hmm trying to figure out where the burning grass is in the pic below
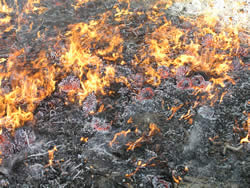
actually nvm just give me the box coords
[0,0,249,187]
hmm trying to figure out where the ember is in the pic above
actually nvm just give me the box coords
[137,87,155,100]
[0,0,249,187]
[58,75,80,93]
[177,77,192,90]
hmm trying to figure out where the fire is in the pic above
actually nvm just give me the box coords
[109,123,160,150]
[127,117,133,124]
[46,146,57,167]
[23,0,47,15]
[109,129,131,147]
[80,137,88,143]
[60,16,121,103]
[240,113,250,144]
[148,123,161,137]
[0,50,56,132]
[73,0,90,10]
[134,1,246,104]
[125,157,156,177]
[0,0,248,167]
[179,109,192,120]
[126,123,160,151]
[168,104,183,121]
[0,0,13,34]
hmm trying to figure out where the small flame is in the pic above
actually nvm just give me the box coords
[97,104,105,113]
[168,104,183,121]
[127,117,133,124]
[127,123,160,151]
[240,113,250,144]
[125,157,156,177]
[109,129,131,147]
[80,137,88,143]
[46,146,57,167]
[179,109,192,120]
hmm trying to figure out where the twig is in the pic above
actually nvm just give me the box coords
[24,130,30,148]
[223,143,243,155]
[72,163,82,172]
[28,152,48,158]
[50,165,57,173]
[72,170,82,180]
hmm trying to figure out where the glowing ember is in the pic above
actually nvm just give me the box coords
[168,104,183,120]
[58,75,80,93]
[89,118,111,132]
[137,87,155,100]
[157,66,170,79]
[0,129,14,158]
[132,73,144,88]
[82,93,97,116]
[125,157,156,177]
[177,78,192,90]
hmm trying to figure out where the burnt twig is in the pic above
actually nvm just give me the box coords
[223,143,243,155]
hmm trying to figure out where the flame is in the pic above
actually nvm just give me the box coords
[0,0,248,159]
[179,109,192,120]
[0,0,13,30]
[0,49,56,132]
[240,113,250,144]
[60,15,122,103]
[172,175,182,184]
[109,129,131,147]
[148,123,161,137]
[126,123,160,151]
[80,137,88,143]
[126,136,144,151]
[168,104,183,121]
[73,0,90,10]
[46,146,57,167]
[125,157,156,177]
[23,0,47,15]
[135,1,245,104]
[127,117,133,124]
[97,104,105,113]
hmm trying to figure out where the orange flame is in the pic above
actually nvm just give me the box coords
[125,157,156,177]
[126,123,160,151]
[0,0,248,147]
[109,129,131,147]
[168,104,183,121]
[80,137,88,143]
[46,146,57,167]
[240,113,250,144]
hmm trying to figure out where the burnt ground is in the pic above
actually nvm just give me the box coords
[0,0,250,187]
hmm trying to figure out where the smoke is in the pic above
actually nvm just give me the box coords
[169,0,249,29]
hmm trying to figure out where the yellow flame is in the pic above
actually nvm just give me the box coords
[240,113,250,144]
[80,137,88,143]
[46,146,57,167]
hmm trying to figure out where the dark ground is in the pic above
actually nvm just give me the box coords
[0,0,249,187]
